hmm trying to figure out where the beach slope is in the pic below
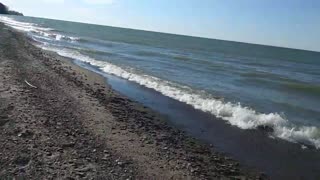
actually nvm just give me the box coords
[0,23,263,179]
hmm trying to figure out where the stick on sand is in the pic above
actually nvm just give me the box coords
[24,79,37,88]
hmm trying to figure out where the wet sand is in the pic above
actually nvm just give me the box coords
[0,23,265,179]
[100,70,320,180]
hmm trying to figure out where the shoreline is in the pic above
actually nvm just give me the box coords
[0,23,263,179]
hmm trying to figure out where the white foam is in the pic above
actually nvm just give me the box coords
[0,16,79,42]
[2,16,319,149]
[0,16,52,32]
[39,46,320,149]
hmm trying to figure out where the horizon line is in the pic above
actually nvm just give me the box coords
[5,14,320,53]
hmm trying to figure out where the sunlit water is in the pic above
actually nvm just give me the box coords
[1,15,320,149]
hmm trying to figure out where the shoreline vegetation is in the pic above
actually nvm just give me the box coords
[0,23,265,179]
[0,3,23,16]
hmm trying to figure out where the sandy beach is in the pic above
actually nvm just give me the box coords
[0,23,265,179]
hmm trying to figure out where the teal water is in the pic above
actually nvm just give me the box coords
[1,15,320,149]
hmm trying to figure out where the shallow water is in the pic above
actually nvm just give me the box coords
[1,15,320,149]
[74,59,320,179]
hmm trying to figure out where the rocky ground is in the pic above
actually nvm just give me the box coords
[0,23,266,179]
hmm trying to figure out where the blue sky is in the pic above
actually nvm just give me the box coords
[2,0,320,51]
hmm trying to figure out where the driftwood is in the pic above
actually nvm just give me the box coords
[24,80,37,88]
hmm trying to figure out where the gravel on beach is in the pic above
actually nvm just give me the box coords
[0,23,265,179]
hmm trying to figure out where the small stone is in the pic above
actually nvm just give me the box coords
[62,142,75,148]
[76,172,86,177]
[17,130,34,138]
[102,154,110,160]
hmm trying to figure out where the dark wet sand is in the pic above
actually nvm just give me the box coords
[0,23,265,179]
[98,62,320,180]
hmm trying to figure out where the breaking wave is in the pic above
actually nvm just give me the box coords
[2,15,320,149]
[39,46,320,149]
[0,16,80,42]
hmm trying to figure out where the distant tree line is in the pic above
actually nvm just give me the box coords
[0,3,23,16]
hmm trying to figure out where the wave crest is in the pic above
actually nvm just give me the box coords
[0,16,80,42]
[2,15,319,149]
[40,46,320,149]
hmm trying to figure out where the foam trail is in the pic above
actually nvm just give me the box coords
[0,16,80,42]
[0,16,52,32]
[40,46,320,149]
[2,15,319,149]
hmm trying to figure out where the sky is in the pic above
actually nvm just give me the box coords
[1,0,320,52]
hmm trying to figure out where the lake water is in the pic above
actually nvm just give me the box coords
[2,15,320,179]
[1,15,320,149]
